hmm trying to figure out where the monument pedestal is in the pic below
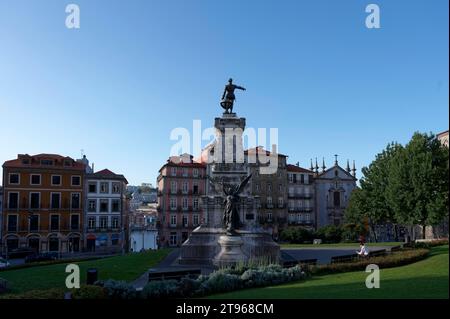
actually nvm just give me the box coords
[213,235,247,268]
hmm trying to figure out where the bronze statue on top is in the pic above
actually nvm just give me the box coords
[222,174,252,235]
[220,78,246,114]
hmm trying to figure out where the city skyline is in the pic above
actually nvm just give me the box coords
[0,0,448,185]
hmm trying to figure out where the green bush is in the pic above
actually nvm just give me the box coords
[280,227,315,244]
[71,285,108,299]
[0,278,11,295]
[316,225,343,243]
[312,248,430,275]
[96,279,137,299]
[1,288,66,299]
[141,279,180,299]
[411,239,449,249]
[199,272,243,295]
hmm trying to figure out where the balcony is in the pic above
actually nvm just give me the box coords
[288,220,314,226]
[288,194,313,199]
[87,227,121,233]
[288,207,313,213]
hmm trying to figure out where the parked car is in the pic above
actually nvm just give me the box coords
[6,248,36,259]
[0,257,10,269]
[25,252,58,263]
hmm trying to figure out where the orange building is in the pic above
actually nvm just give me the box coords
[1,154,87,254]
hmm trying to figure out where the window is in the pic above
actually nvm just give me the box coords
[170,198,177,210]
[255,183,260,192]
[112,182,120,193]
[64,159,72,166]
[193,214,199,226]
[182,182,188,194]
[71,215,79,230]
[22,158,30,165]
[193,168,199,177]
[170,181,177,194]
[88,183,97,193]
[193,198,199,210]
[300,174,305,184]
[100,182,109,193]
[41,159,53,166]
[288,173,293,183]
[30,174,41,185]
[7,215,18,232]
[111,199,120,212]
[278,197,284,207]
[305,213,311,221]
[100,199,109,212]
[9,173,20,185]
[51,175,61,186]
[182,215,188,227]
[71,176,81,186]
[279,184,283,192]
[182,168,188,176]
[193,183,199,195]
[171,167,177,176]
[51,193,61,209]
[50,215,59,231]
[30,192,40,209]
[293,174,297,183]
[170,215,177,226]
[267,196,273,207]
[112,217,119,229]
[182,197,188,210]
[86,199,96,212]
[333,191,341,207]
[267,212,273,221]
[88,217,96,229]
[267,183,272,192]
[99,217,108,228]
[71,193,80,209]
[169,232,177,246]
[8,192,19,209]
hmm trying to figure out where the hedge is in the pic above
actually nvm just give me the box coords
[311,248,430,275]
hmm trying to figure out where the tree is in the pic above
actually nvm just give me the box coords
[345,143,402,241]
[387,132,449,239]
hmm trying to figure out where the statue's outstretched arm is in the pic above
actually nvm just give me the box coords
[236,174,252,194]
[236,85,246,91]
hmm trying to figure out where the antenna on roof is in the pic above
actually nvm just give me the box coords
[80,149,85,158]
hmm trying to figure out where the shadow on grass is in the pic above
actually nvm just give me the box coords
[210,275,449,299]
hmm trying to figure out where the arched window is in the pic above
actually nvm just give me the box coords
[333,191,341,207]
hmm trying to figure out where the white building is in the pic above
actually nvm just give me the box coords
[313,156,357,228]
[129,227,158,251]
[85,169,128,253]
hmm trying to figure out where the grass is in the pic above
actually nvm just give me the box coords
[210,245,449,299]
[281,242,402,249]
[0,249,171,294]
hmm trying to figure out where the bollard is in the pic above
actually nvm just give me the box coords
[86,268,98,285]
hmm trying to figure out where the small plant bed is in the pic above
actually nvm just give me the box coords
[311,248,430,275]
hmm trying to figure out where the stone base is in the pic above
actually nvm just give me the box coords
[179,226,280,266]
[213,235,247,268]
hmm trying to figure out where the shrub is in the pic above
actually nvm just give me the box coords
[96,279,137,299]
[412,239,449,249]
[280,227,315,244]
[1,288,66,299]
[241,265,306,288]
[312,248,430,275]
[141,280,180,299]
[71,285,108,299]
[316,225,343,243]
[0,278,11,295]
[199,272,243,295]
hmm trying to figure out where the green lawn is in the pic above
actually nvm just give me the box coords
[0,249,171,294]
[281,242,402,249]
[211,245,449,299]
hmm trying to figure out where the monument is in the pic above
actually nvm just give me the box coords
[179,79,280,267]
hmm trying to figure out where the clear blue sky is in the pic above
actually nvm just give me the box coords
[0,0,448,186]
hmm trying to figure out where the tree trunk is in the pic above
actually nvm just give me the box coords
[393,224,399,242]
[370,223,378,242]
[422,224,427,240]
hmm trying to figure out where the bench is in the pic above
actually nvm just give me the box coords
[283,258,318,268]
[148,269,201,282]
[368,249,387,257]
[330,254,358,264]
[390,245,402,252]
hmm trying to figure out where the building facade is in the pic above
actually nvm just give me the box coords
[85,169,128,253]
[157,154,206,247]
[1,154,86,254]
[246,147,288,239]
[286,164,315,230]
[437,130,449,147]
[313,157,357,228]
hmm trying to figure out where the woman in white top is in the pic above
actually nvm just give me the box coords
[357,242,369,257]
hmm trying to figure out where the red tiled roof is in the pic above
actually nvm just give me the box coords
[89,169,128,183]
[287,164,313,173]
[3,154,86,170]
